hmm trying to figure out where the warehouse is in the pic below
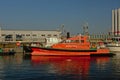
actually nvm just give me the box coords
[0,29,61,42]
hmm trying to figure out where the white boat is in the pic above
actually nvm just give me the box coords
[106,36,120,52]
[107,43,120,52]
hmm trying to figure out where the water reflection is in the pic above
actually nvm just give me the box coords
[31,56,110,79]
[0,53,118,80]
[0,54,23,65]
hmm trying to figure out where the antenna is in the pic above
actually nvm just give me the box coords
[60,24,64,35]
[83,22,89,35]
[0,24,2,41]
[60,24,66,38]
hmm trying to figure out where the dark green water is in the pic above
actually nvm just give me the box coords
[0,53,120,80]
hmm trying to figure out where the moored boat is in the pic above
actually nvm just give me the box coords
[0,48,16,56]
[106,43,120,52]
[106,36,120,52]
[30,35,114,56]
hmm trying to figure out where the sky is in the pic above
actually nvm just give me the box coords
[0,0,120,35]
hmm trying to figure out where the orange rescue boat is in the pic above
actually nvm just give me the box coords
[30,35,114,56]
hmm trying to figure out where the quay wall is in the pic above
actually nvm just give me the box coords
[0,42,38,53]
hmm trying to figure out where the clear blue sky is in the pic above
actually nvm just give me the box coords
[0,0,120,34]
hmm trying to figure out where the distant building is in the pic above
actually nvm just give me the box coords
[0,29,61,42]
[112,8,120,36]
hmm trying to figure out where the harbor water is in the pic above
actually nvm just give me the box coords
[0,53,120,80]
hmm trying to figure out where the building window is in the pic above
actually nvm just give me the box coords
[41,34,45,37]
[5,34,13,41]
[32,34,37,36]
[21,34,25,36]
[26,34,30,36]
[47,34,51,37]
[1,34,6,36]
[16,34,23,41]
[53,34,57,37]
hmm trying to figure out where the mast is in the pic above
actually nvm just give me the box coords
[83,23,89,36]
[0,26,1,42]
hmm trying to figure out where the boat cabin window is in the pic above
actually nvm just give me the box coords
[81,40,84,43]
[71,40,78,43]
[73,40,81,43]
[66,40,71,43]
[81,36,84,38]
[60,40,71,43]
[61,40,85,43]
[71,40,84,43]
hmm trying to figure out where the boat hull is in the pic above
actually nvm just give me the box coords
[107,46,120,52]
[106,43,120,52]
[31,47,113,56]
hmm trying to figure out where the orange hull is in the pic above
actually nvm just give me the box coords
[31,47,112,56]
